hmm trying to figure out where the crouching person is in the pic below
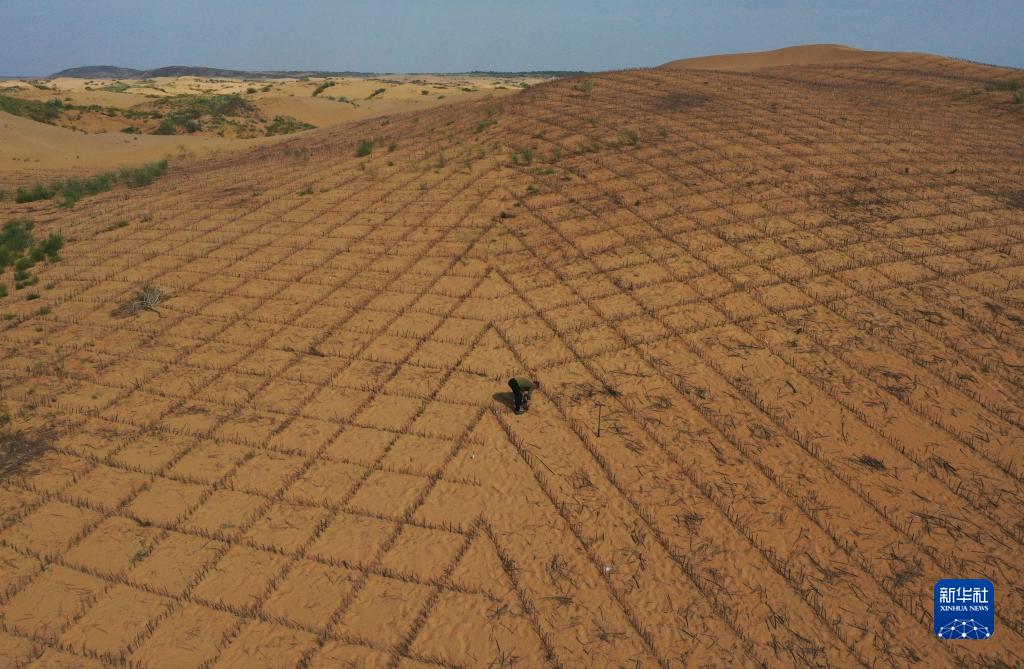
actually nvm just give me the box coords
[508,376,539,415]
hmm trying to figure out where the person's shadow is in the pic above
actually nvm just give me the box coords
[492,392,516,411]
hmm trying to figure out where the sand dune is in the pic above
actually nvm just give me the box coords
[0,110,275,174]
[1,47,1023,668]
[663,43,886,70]
[0,73,535,178]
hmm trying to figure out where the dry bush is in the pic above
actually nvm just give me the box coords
[0,428,55,478]
[112,285,169,317]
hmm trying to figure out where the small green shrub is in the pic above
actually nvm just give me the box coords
[56,172,117,207]
[312,81,336,97]
[37,233,63,261]
[15,183,58,203]
[121,160,169,188]
[356,139,374,157]
[366,88,386,100]
[511,147,534,165]
[0,220,35,270]
[265,115,315,136]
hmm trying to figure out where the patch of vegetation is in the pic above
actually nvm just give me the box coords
[0,428,56,479]
[150,94,257,135]
[0,219,63,296]
[510,147,534,166]
[0,95,64,124]
[986,79,1021,92]
[366,88,386,100]
[298,185,314,196]
[112,285,168,317]
[265,115,315,136]
[119,159,168,187]
[14,183,58,204]
[476,119,497,133]
[15,159,168,207]
[105,220,129,232]
[620,129,640,146]
[99,82,130,93]
[312,81,336,97]
[284,146,310,160]
[36,173,115,207]
[356,139,375,157]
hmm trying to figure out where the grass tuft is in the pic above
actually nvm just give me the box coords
[856,454,886,471]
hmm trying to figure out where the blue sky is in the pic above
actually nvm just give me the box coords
[2,0,1020,76]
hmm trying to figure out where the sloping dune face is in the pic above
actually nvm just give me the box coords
[1,51,1023,668]
[661,43,877,71]
[0,109,278,177]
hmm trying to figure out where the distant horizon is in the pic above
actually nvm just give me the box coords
[4,66,594,79]
[2,1,1022,77]
[1,42,1020,81]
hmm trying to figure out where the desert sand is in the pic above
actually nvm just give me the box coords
[0,73,539,175]
[663,43,877,71]
[0,46,1023,668]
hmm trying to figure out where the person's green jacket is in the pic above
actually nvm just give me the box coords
[512,376,534,391]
